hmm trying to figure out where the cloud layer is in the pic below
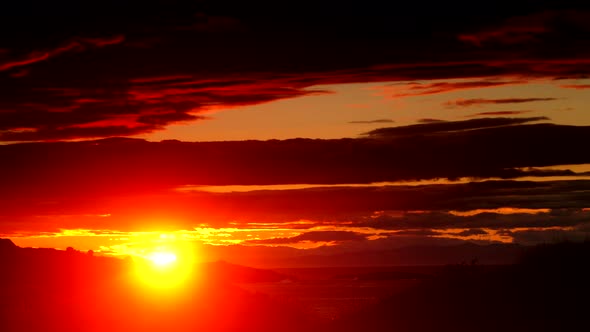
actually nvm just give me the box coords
[0,2,589,140]
[2,119,590,242]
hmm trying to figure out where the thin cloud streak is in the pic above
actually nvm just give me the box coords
[348,119,395,124]
[384,79,527,98]
[0,35,125,72]
[444,97,558,108]
[560,84,590,89]
[465,111,532,117]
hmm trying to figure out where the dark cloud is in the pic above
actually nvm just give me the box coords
[349,119,394,124]
[455,229,489,236]
[458,10,590,46]
[3,120,590,203]
[0,75,330,141]
[465,111,532,117]
[390,230,441,236]
[497,167,590,178]
[417,118,444,123]
[0,125,157,142]
[246,231,368,245]
[3,173,590,233]
[362,209,590,233]
[502,228,590,245]
[188,14,242,33]
[0,3,588,140]
[444,98,558,108]
[363,117,549,138]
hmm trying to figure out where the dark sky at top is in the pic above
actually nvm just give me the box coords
[1,0,589,141]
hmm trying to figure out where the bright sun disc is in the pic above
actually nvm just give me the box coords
[149,252,177,267]
[133,241,197,291]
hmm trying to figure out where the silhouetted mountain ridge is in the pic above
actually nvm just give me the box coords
[0,240,312,332]
[202,260,296,283]
[0,238,16,250]
[329,241,590,332]
[274,242,525,267]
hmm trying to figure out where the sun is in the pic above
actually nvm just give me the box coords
[148,252,177,267]
[133,241,197,292]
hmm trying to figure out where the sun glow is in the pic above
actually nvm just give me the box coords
[133,240,198,291]
[148,252,177,267]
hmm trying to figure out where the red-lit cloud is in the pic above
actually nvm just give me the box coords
[0,76,330,141]
[458,12,552,46]
[2,59,581,142]
[458,10,590,46]
[0,5,588,141]
[0,35,124,72]
[1,3,590,252]
[2,120,590,237]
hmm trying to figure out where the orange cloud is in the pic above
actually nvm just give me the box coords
[560,84,590,90]
[449,207,551,217]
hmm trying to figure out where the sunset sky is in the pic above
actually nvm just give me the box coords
[1,0,590,264]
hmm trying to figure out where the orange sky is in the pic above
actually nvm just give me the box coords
[136,78,590,142]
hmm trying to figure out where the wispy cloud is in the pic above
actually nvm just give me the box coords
[363,117,548,138]
[246,231,368,245]
[385,80,525,98]
[0,35,124,72]
[348,119,394,124]
[458,10,590,46]
[417,118,444,123]
[444,97,558,108]
[560,84,590,90]
[465,111,532,117]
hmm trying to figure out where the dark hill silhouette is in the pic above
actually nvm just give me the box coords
[0,238,16,251]
[329,241,590,332]
[2,239,587,332]
[275,242,525,267]
[202,260,296,283]
[0,240,312,332]
[332,270,431,281]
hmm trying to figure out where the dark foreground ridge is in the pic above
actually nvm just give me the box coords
[0,241,309,332]
[0,240,589,331]
[329,241,590,332]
